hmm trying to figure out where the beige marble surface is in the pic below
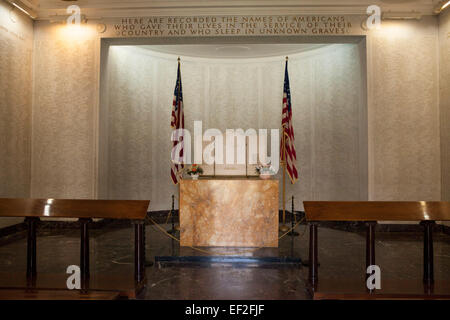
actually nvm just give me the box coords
[180,179,279,247]
[0,1,33,227]
[439,9,450,202]
[0,1,33,199]
[369,17,441,201]
[31,22,98,199]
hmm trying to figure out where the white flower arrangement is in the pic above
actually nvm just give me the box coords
[255,165,276,176]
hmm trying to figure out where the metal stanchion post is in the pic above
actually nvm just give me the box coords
[167,195,177,235]
[288,195,299,236]
[144,220,154,267]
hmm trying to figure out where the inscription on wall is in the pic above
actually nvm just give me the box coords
[111,15,356,37]
[0,24,28,41]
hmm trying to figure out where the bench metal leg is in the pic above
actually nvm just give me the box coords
[79,218,92,289]
[422,221,435,287]
[365,222,376,269]
[134,220,145,283]
[309,223,318,289]
[25,217,39,281]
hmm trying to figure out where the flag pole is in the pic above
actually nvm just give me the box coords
[280,129,289,232]
[280,56,289,233]
[175,183,180,231]
[174,56,181,232]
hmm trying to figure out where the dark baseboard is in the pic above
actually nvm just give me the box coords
[0,222,27,245]
[443,224,450,235]
[0,222,26,237]
[37,218,112,230]
[0,210,449,241]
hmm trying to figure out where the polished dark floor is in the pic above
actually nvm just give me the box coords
[0,223,449,299]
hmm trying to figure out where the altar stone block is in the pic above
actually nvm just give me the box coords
[180,179,278,247]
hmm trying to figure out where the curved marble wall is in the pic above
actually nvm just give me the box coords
[103,44,367,210]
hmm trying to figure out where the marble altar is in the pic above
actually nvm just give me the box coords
[179,179,279,247]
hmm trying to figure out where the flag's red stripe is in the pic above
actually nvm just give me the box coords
[170,63,184,185]
[281,63,298,184]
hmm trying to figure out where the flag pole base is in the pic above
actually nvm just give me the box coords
[279,225,290,232]
[167,225,180,234]
[167,228,178,235]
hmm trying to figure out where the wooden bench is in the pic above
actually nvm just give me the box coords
[0,198,150,299]
[303,201,450,300]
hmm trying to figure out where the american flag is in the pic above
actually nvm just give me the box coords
[170,59,184,184]
[281,59,298,184]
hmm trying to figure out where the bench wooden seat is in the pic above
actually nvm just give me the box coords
[0,198,150,300]
[303,201,450,300]
[303,201,450,221]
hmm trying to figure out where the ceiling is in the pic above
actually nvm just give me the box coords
[139,44,330,59]
[14,0,444,20]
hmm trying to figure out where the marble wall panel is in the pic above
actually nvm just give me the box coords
[439,10,450,226]
[31,22,97,199]
[0,1,33,198]
[439,10,450,202]
[0,1,33,227]
[370,19,440,201]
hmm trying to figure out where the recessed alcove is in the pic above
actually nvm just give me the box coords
[98,37,368,210]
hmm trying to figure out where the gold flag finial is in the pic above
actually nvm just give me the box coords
[285,56,288,61]
[178,57,181,62]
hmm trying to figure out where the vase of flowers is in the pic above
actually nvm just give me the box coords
[255,165,276,180]
[186,164,203,180]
